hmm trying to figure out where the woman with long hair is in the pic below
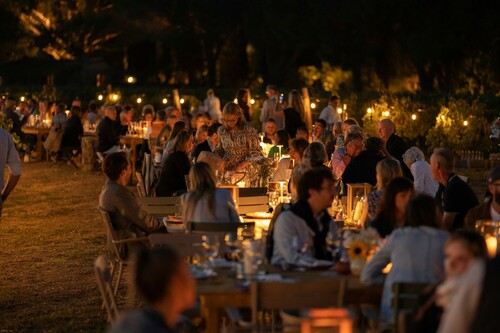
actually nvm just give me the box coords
[283,90,306,138]
[181,162,239,226]
[214,102,261,172]
[236,88,251,122]
[367,158,403,221]
[271,138,310,182]
[161,120,187,162]
[369,177,415,238]
[361,194,449,324]
[156,131,193,197]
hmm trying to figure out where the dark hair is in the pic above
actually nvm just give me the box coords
[70,105,81,117]
[303,142,328,166]
[297,166,335,200]
[365,137,383,154]
[329,95,340,102]
[266,118,277,125]
[208,122,222,137]
[89,101,98,112]
[156,109,166,121]
[134,247,182,304]
[315,119,327,129]
[103,152,129,181]
[290,138,309,158]
[342,118,359,126]
[375,177,414,231]
[296,126,308,133]
[275,129,290,149]
[266,84,278,92]
[236,89,248,102]
[168,121,186,141]
[404,193,439,228]
[447,230,488,259]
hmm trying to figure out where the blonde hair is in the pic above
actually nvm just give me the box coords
[222,102,246,128]
[376,158,403,190]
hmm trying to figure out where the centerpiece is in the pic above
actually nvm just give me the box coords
[343,228,380,275]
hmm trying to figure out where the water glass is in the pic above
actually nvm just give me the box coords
[202,235,220,264]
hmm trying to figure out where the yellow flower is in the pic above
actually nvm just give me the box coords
[347,240,370,260]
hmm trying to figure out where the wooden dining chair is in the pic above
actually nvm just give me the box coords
[301,308,355,333]
[95,255,119,323]
[135,171,147,197]
[391,282,433,333]
[98,208,149,296]
[148,233,205,258]
[250,277,348,331]
[186,221,255,233]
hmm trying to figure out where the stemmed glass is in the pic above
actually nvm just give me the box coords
[224,234,241,260]
[268,190,280,213]
[202,235,220,266]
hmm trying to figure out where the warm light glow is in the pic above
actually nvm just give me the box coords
[310,102,316,109]
[440,115,445,121]
[233,98,238,103]
[383,111,390,117]
[367,108,373,114]
[126,76,136,84]
[411,114,417,120]
[337,107,343,114]
[343,103,347,110]
[65,110,70,117]
[180,98,185,104]
[112,94,119,101]
[136,97,142,104]
[20,96,25,102]
[162,98,168,104]
[382,263,393,273]
[486,235,497,257]
[463,120,469,126]
[250,99,255,105]
[97,94,104,101]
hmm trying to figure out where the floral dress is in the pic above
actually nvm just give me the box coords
[214,124,262,171]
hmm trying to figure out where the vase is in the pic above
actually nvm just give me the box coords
[349,258,366,276]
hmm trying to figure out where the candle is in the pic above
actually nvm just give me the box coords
[486,235,497,257]
[353,200,363,224]
[279,181,285,203]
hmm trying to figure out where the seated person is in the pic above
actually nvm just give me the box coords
[312,119,335,157]
[109,247,196,333]
[61,105,83,150]
[268,129,290,158]
[99,152,163,241]
[96,105,121,154]
[271,138,309,182]
[263,118,278,144]
[271,166,336,265]
[192,122,222,161]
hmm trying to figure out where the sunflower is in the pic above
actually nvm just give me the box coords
[347,240,370,260]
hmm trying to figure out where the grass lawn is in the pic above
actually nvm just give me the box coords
[0,162,108,332]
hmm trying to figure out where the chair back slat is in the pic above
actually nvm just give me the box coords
[135,171,147,197]
[251,278,347,326]
[391,282,431,333]
[99,208,126,262]
[149,233,205,257]
[94,255,119,323]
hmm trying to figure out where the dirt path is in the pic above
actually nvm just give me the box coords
[0,162,108,332]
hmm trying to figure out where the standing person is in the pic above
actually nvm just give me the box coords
[236,89,251,122]
[214,102,261,172]
[181,162,239,226]
[361,194,449,324]
[204,89,221,122]
[465,166,500,227]
[108,247,196,333]
[402,146,439,196]
[283,90,306,138]
[271,167,336,265]
[3,97,28,139]
[259,84,284,130]
[430,147,478,230]
[378,119,413,180]
[156,131,193,197]
[96,105,121,154]
[0,129,22,219]
[319,95,342,130]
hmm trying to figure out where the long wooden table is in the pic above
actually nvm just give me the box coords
[196,266,383,333]
[120,134,145,179]
[22,126,50,159]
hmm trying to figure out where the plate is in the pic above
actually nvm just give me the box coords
[245,212,272,219]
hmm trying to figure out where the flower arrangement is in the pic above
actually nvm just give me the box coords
[247,156,275,187]
[343,228,380,261]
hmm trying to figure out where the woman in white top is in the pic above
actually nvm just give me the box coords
[181,161,239,226]
[403,146,439,197]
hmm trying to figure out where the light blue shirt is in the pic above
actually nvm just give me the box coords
[411,160,439,197]
[361,226,449,322]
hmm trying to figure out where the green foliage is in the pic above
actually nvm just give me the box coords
[426,99,491,152]
[0,112,24,149]
[298,62,352,93]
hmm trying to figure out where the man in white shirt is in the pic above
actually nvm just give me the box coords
[0,129,22,219]
[319,95,342,130]
[203,89,221,122]
[259,85,284,130]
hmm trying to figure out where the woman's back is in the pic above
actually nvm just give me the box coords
[182,188,239,223]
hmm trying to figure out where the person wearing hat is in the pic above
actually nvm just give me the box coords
[465,166,500,228]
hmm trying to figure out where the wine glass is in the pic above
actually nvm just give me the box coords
[224,234,241,260]
[268,190,280,213]
[202,235,220,265]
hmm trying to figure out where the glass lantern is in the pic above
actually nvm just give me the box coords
[346,183,373,228]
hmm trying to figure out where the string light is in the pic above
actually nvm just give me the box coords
[250,99,255,105]
[463,120,468,126]
[162,98,168,104]
[411,114,417,120]
[310,102,316,109]
[367,108,373,114]
[112,94,119,101]
[126,76,136,84]
[337,107,343,114]
[136,97,142,104]
[97,95,104,101]
[20,96,25,102]
[180,98,185,104]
